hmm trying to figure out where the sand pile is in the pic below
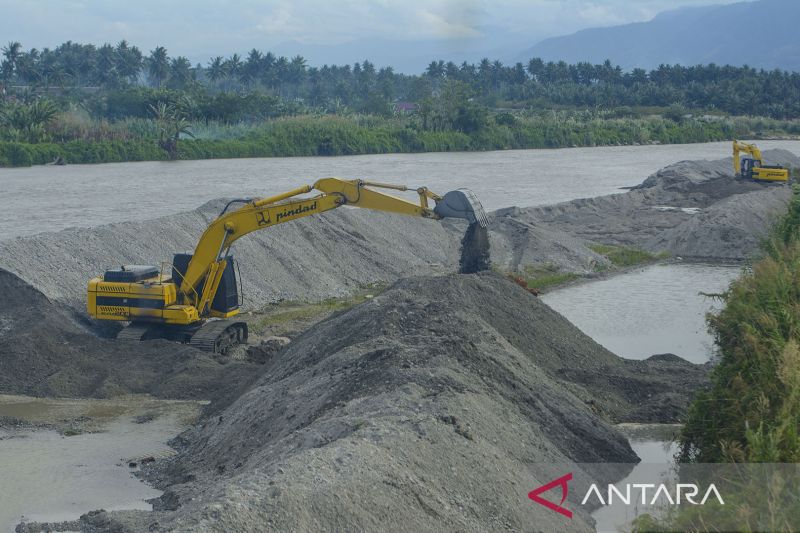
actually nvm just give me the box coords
[504,149,800,261]
[0,268,260,406]
[0,203,601,312]
[56,273,705,532]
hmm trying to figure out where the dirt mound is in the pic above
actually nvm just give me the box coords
[505,150,799,261]
[0,200,606,312]
[84,273,705,532]
[0,268,260,407]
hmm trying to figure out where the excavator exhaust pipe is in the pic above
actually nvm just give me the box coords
[434,189,489,227]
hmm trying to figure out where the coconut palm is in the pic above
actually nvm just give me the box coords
[147,46,169,87]
[207,56,225,87]
[1,41,22,82]
[115,41,143,84]
[168,56,192,89]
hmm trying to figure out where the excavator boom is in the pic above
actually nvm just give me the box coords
[87,178,487,352]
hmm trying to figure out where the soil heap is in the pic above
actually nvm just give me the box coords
[499,149,800,262]
[65,272,707,533]
[0,268,260,406]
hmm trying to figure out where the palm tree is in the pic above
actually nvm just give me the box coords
[150,101,194,159]
[241,49,263,87]
[223,53,242,89]
[207,56,225,87]
[147,46,169,87]
[15,49,40,85]
[116,41,143,84]
[168,56,192,89]
[287,55,307,88]
[1,41,22,81]
[96,43,119,87]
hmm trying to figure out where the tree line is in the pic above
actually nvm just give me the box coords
[3,40,800,119]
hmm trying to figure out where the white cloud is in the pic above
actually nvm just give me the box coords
[0,0,743,64]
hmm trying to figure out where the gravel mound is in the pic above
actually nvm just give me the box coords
[0,200,601,311]
[506,149,800,260]
[0,268,260,407]
[97,273,705,532]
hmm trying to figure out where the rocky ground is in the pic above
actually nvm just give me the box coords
[2,152,796,532]
[17,273,708,533]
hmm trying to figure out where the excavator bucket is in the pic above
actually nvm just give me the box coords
[433,189,489,227]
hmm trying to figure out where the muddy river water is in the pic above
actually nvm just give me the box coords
[0,396,203,532]
[2,140,800,240]
[542,263,741,364]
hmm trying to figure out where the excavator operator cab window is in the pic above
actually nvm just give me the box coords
[741,157,757,179]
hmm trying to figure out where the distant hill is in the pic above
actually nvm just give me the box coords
[522,0,800,71]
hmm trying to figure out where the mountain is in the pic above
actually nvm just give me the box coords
[521,0,800,71]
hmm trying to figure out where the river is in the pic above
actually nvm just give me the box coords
[2,140,799,239]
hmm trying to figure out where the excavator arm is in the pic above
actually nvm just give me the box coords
[179,178,487,312]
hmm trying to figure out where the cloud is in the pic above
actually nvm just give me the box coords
[0,0,743,64]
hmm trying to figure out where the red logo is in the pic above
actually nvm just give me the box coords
[528,473,573,518]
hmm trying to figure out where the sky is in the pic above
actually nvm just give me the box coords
[0,0,744,71]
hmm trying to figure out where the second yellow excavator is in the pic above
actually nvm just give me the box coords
[732,140,789,183]
[87,178,488,353]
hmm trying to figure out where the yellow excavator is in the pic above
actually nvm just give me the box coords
[732,140,789,183]
[87,178,488,352]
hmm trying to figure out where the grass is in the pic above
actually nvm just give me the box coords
[589,243,668,268]
[519,264,580,290]
[502,244,669,293]
[248,284,385,334]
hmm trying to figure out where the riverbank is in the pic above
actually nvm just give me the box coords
[2,113,797,167]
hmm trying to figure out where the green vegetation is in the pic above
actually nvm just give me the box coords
[589,243,668,269]
[2,38,800,166]
[4,40,800,118]
[249,285,384,335]
[508,246,669,293]
[633,187,800,533]
[680,188,800,464]
[518,264,579,291]
[2,110,794,167]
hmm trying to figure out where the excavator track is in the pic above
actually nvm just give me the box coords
[116,323,152,342]
[188,320,248,354]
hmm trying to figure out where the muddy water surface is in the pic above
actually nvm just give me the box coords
[3,140,799,239]
[0,395,203,532]
[541,263,741,363]
[593,424,681,533]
